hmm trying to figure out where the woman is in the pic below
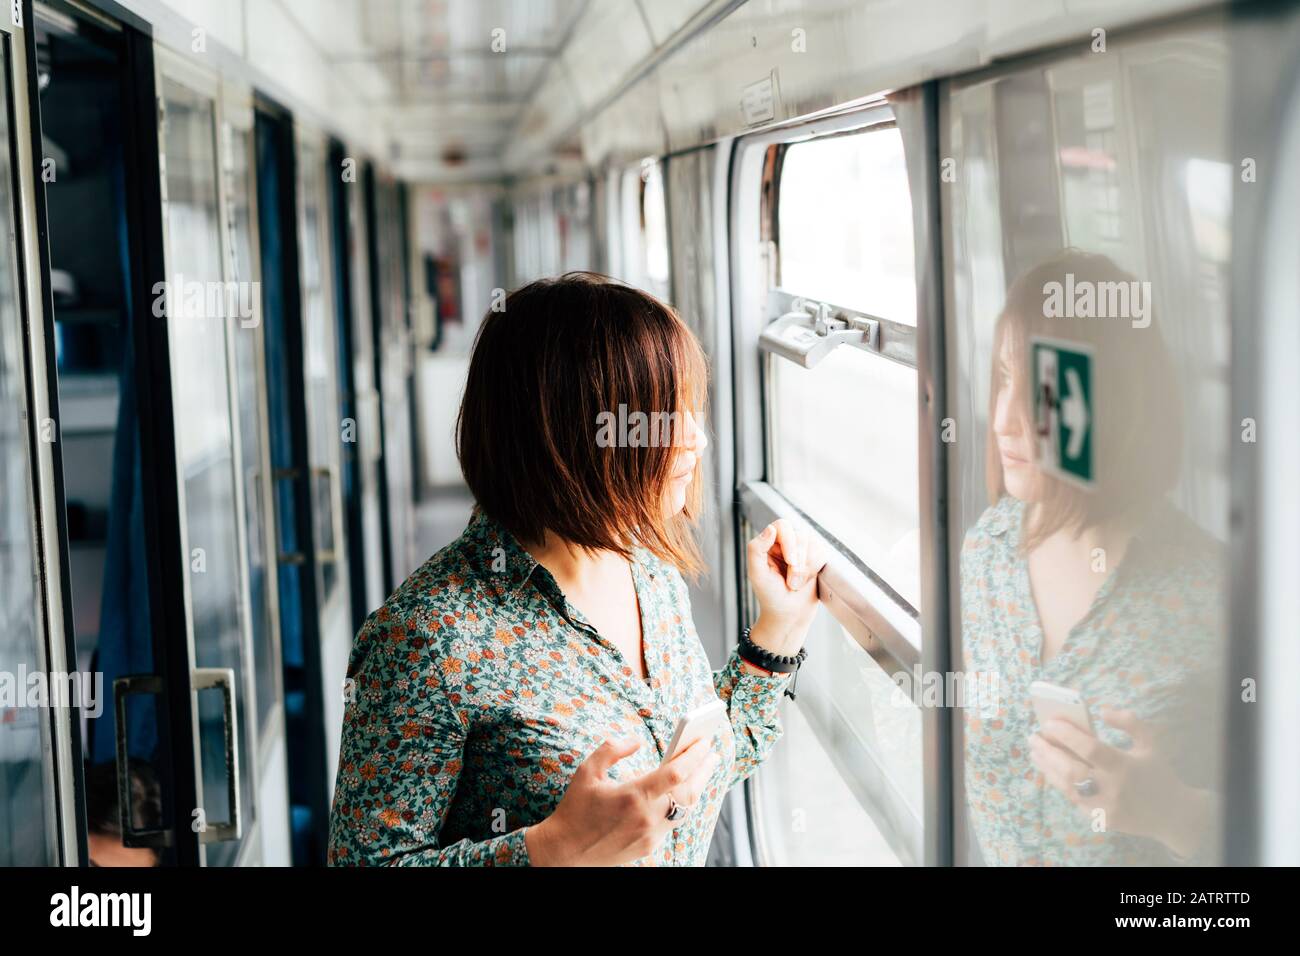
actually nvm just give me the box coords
[328,272,824,866]
[960,251,1224,866]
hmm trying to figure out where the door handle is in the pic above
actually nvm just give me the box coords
[113,675,172,849]
[192,667,242,844]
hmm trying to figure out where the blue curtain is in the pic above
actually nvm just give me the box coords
[88,152,154,766]
[88,337,155,765]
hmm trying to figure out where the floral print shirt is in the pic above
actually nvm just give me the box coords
[327,507,790,866]
[960,495,1224,866]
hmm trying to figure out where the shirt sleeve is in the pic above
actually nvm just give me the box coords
[327,613,531,867]
[713,648,791,789]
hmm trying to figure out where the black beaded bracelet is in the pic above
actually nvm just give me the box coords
[739,626,807,700]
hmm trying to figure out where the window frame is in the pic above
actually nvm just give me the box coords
[729,94,952,867]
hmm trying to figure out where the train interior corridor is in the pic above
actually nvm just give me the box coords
[0,0,1296,888]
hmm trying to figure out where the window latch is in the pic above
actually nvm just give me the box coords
[760,298,878,369]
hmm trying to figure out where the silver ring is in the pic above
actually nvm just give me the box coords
[1074,776,1099,797]
[665,795,687,821]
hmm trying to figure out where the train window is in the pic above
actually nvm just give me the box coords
[511,184,596,286]
[616,159,671,301]
[944,22,1233,866]
[732,106,926,866]
[768,124,922,609]
[777,128,916,323]
[768,347,921,608]
[511,191,560,285]
[617,167,640,284]
[641,161,670,300]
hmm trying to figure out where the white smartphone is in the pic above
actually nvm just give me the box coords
[1029,680,1095,735]
[660,699,727,766]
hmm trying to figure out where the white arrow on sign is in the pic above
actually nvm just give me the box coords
[1060,367,1089,460]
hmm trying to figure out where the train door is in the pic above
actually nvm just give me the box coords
[398,183,422,504]
[293,124,350,799]
[35,1,217,868]
[363,164,417,590]
[150,47,272,866]
[327,138,384,633]
[255,100,359,864]
[327,140,382,634]
[36,2,213,868]
[358,162,392,593]
[0,0,84,866]
[220,79,292,866]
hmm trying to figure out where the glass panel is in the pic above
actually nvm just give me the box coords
[512,197,535,284]
[603,168,623,280]
[225,122,277,739]
[559,181,592,273]
[641,161,670,301]
[946,24,1231,865]
[618,168,643,288]
[160,76,252,865]
[768,348,922,610]
[778,127,916,323]
[752,605,917,866]
[343,176,385,616]
[539,190,559,276]
[296,138,341,604]
[0,39,58,866]
[374,178,415,581]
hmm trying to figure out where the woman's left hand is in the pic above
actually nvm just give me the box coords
[745,519,826,656]
[1029,707,1212,858]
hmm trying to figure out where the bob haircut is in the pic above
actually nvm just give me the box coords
[986,250,1184,552]
[457,272,708,575]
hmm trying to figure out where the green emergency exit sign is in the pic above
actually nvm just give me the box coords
[1031,337,1094,486]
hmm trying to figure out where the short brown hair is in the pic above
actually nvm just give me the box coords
[457,272,708,574]
[986,250,1183,551]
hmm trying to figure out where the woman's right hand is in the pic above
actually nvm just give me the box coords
[745,519,826,656]
[524,736,720,866]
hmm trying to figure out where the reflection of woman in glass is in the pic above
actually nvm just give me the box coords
[961,251,1223,865]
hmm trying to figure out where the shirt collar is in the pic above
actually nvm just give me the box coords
[984,495,1021,539]
[457,505,551,600]
[456,505,662,620]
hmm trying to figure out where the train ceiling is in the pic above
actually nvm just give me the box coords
[120,0,1220,187]
[281,0,724,183]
